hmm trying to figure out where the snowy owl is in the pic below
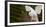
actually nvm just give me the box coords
[25,6,39,22]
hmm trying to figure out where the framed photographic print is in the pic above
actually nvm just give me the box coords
[5,1,45,26]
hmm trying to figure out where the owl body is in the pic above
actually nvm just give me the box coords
[25,6,39,22]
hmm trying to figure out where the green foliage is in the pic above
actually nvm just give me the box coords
[10,4,28,23]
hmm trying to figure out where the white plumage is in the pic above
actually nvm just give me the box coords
[25,6,39,22]
[35,5,42,14]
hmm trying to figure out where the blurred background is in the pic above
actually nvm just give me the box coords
[10,4,42,23]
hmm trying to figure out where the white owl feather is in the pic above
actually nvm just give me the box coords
[25,6,39,22]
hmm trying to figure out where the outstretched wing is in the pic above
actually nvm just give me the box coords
[35,5,42,14]
[25,6,37,16]
[25,6,39,22]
